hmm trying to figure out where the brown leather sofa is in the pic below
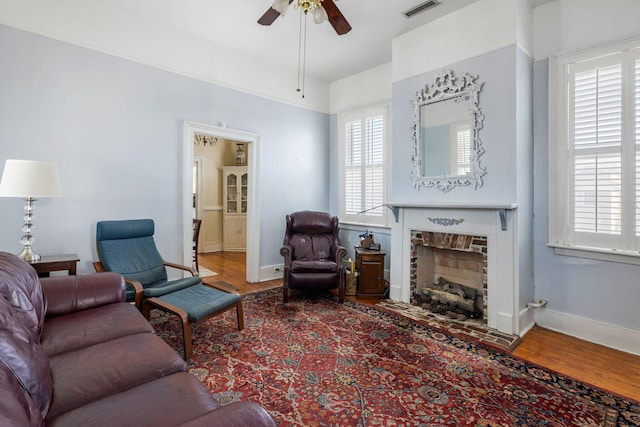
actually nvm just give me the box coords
[0,252,276,427]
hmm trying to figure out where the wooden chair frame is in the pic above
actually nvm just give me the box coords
[192,219,202,272]
[93,260,198,310]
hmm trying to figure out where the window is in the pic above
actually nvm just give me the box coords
[453,123,471,175]
[339,106,388,226]
[549,40,640,259]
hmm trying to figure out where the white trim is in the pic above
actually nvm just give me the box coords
[260,264,284,282]
[339,222,391,234]
[203,205,223,212]
[519,306,536,338]
[535,308,640,356]
[548,243,640,266]
[182,121,261,283]
[202,242,223,253]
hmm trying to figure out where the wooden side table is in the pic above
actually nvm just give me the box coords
[29,253,80,277]
[355,247,386,299]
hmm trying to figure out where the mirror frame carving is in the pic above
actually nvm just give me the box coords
[410,69,486,192]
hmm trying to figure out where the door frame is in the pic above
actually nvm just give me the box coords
[182,121,261,282]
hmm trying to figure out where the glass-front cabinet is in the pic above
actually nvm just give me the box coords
[222,166,247,251]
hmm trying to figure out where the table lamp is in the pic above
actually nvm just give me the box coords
[0,159,62,261]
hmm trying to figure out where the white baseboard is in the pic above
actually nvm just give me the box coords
[259,264,283,282]
[518,306,536,337]
[202,243,223,253]
[534,308,640,356]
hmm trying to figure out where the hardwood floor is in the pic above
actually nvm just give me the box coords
[198,251,640,403]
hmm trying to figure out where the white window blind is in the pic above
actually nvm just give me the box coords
[550,42,640,257]
[455,124,471,175]
[340,107,387,225]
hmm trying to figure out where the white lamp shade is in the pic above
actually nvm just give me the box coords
[0,159,62,198]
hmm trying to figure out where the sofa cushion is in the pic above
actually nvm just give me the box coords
[0,363,44,427]
[46,372,220,427]
[47,332,186,419]
[0,296,52,417]
[0,252,46,339]
[42,272,126,317]
[41,302,154,357]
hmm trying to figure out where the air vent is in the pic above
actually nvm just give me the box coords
[402,0,441,18]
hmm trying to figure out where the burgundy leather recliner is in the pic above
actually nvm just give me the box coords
[280,211,347,303]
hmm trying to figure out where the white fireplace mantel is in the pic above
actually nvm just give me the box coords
[388,203,521,335]
[386,202,518,230]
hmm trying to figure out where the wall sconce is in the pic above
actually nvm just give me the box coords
[0,159,62,261]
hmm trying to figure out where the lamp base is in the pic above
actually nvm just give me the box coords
[17,247,41,262]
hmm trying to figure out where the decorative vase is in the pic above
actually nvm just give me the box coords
[235,144,246,166]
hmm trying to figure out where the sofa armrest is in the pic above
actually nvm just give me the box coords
[180,402,276,427]
[41,272,126,317]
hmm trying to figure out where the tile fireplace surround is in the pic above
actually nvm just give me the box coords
[388,203,524,336]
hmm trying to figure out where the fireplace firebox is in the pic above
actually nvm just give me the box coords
[410,231,487,324]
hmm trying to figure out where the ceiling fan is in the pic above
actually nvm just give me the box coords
[258,0,352,35]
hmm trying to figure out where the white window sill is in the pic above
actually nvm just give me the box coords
[340,222,391,234]
[547,243,640,266]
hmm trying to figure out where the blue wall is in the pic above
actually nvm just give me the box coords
[0,24,330,273]
[391,46,519,204]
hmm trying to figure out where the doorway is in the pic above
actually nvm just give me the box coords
[182,121,260,283]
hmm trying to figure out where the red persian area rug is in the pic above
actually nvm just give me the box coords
[151,289,640,426]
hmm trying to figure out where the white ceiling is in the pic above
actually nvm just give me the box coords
[97,0,488,83]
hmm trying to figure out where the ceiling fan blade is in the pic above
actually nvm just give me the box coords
[257,0,294,26]
[321,0,352,35]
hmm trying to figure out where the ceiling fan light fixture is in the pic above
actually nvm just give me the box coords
[272,0,290,16]
[312,5,328,24]
[296,0,322,15]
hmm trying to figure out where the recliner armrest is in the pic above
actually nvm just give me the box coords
[280,245,293,266]
[179,402,277,427]
[41,272,126,317]
[332,245,347,264]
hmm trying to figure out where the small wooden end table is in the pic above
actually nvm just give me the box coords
[355,247,386,299]
[29,253,80,277]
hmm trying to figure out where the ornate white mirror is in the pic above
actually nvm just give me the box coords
[410,69,486,192]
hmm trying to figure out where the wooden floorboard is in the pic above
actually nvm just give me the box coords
[197,251,640,403]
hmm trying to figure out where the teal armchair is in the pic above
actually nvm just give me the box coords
[94,219,243,359]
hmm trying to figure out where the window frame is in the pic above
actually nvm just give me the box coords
[548,37,640,264]
[338,104,389,227]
